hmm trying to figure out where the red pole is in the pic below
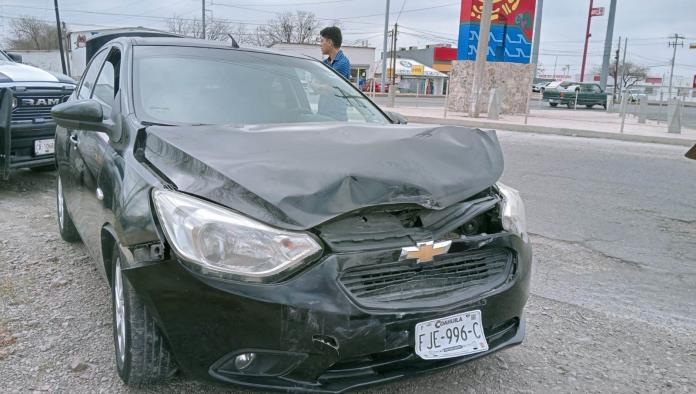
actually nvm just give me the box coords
[580,0,594,82]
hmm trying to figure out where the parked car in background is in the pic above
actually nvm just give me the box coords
[361,79,387,93]
[0,49,75,179]
[51,37,531,393]
[532,81,549,93]
[627,89,645,103]
[543,82,608,109]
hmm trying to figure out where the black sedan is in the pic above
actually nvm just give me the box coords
[51,37,531,392]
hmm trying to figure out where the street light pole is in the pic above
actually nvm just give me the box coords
[530,0,543,80]
[53,0,67,75]
[599,0,617,90]
[579,0,594,82]
[381,0,390,93]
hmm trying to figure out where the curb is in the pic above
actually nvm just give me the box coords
[405,115,696,147]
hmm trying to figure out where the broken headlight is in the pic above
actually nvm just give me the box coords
[496,183,528,242]
[152,190,322,282]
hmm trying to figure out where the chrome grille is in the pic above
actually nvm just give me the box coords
[11,94,67,122]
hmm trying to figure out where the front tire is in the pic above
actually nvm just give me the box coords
[111,246,177,385]
[56,174,80,243]
[550,102,558,107]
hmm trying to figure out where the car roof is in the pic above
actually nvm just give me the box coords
[108,36,314,61]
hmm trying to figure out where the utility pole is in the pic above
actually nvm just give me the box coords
[53,0,67,75]
[613,36,620,102]
[579,0,594,82]
[531,0,543,79]
[552,55,558,79]
[599,0,617,90]
[202,0,206,39]
[667,34,685,98]
[391,23,398,87]
[381,0,390,93]
[619,37,627,96]
[471,0,493,117]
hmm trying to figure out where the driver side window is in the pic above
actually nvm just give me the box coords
[92,48,121,117]
[77,50,108,100]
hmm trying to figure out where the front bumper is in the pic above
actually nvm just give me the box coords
[123,234,532,393]
[2,121,56,169]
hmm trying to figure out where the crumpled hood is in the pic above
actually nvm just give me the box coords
[144,123,504,230]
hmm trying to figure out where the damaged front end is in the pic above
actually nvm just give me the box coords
[123,181,531,393]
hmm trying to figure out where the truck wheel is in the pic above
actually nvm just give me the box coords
[567,102,575,109]
[111,245,177,385]
[585,104,594,109]
[56,174,80,243]
[550,102,558,107]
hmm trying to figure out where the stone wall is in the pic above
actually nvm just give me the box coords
[447,60,535,114]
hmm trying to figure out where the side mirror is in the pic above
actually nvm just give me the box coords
[385,111,408,125]
[51,99,114,135]
[7,53,22,63]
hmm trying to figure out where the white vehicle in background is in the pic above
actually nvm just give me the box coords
[66,27,181,79]
[0,49,75,179]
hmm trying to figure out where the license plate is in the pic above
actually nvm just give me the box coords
[415,310,488,360]
[34,138,54,156]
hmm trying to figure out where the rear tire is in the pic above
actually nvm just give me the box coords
[56,174,80,243]
[585,104,594,109]
[550,102,558,107]
[111,245,177,385]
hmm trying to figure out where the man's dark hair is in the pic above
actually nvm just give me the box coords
[320,26,342,48]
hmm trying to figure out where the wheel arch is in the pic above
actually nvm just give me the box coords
[101,224,136,287]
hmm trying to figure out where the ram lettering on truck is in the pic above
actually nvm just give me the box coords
[0,49,76,179]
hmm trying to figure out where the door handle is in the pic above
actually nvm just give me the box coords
[69,133,79,145]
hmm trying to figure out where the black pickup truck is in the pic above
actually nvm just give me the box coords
[0,49,75,179]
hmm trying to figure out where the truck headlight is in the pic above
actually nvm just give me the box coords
[497,183,528,242]
[152,190,322,282]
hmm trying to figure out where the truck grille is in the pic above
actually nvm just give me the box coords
[11,94,67,122]
[339,248,513,306]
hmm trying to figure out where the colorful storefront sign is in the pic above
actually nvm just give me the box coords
[456,0,537,64]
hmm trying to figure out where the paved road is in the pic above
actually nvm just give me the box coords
[373,95,696,128]
[498,132,696,331]
[1,134,695,393]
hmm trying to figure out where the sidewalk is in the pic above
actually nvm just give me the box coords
[383,106,696,147]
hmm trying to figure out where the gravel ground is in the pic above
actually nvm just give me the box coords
[1,170,695,393]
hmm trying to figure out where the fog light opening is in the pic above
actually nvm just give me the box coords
[234,352,256,371]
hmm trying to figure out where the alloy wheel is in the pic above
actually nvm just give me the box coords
[114,257,126,365]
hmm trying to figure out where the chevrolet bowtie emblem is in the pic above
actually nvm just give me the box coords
[400,240,452,264]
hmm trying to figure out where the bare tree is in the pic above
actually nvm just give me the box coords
[6,16,58,50]
[255,11,322,47]
[294,11,319,44]
[166,14,250,44]
[597,61,649,90]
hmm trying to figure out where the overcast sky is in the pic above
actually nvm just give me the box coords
[1,0,694,84]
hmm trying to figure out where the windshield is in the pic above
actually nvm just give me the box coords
[133,46,389,126]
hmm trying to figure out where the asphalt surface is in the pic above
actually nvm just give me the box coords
[1,133,695,393]
[498,132,696,331]
[372,95,696,128]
